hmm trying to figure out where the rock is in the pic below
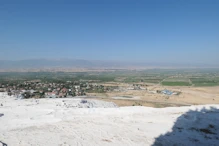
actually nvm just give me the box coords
[59,99,117,108]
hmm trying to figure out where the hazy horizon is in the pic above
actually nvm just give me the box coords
[1,0,219,65]
[0,58,219,70]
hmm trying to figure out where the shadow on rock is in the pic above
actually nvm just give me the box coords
[0,141,7,146]
[152,107,219,146]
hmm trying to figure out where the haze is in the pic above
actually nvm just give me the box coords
[0,0,219,66]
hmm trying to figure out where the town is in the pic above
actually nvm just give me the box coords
[0,80,109,99]
[0,79,182,100]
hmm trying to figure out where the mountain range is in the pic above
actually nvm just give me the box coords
[0,59,218,69]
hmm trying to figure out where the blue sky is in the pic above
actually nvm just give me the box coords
[0,0,219,64]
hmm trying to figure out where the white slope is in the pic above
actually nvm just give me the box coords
[0,93,218,146]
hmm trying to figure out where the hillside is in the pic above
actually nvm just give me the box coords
[0,93,219,146]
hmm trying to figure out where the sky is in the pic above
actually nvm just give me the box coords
[0,0,219,65]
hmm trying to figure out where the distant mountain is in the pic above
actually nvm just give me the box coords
[0,59,126,69]
[0,59,218,69]
[0,59,94,69]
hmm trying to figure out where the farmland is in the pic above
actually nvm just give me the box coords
[1,68,219,108]
[1,68,219,87]
[161,81,191,86]
[190,78,219,86]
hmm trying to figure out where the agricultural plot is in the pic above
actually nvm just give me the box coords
[162,78,191,86]
[124,76,163,83]
[190,78,219,86]
[143,79,163,83]
[162,81,191,86]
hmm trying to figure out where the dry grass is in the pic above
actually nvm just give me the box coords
[88,85,219,108]
[93,98,190,108]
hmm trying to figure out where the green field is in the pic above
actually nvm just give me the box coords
[162,81,191,86]
[1,69,219,87]
[123,77,162,83]
[190,78,219,86]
